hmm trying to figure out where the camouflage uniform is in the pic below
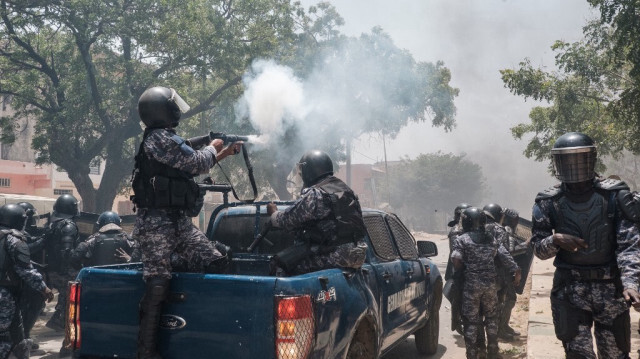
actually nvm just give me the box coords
[18,227,46,343]
[133,128,226,280]
[0,229,47,359]
[43,217,79,331]
[270,177,367,275]
[532,181,640,358]
[451,231,518,359]
[486,222,518,338]
[70,223,134,269]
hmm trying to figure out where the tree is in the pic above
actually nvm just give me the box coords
[0,0,299,211]
[381,152,486,232]
[228,24,459,200]
[501,1,640,169]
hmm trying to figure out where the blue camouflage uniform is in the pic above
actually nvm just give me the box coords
[270,176,367,275]
[451,231,518,359]
[532,180,640,358]
[132,128,226,280]
[0,229,47,359]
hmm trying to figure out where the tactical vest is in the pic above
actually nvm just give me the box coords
[88,231,131,266]
[131,128,200,213]
[0,229,27,288]
[541,180,626,269]
[44,218,78,273]
[302,176,366,247]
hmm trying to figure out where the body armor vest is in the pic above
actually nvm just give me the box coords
[552,190,616,268]
[131,129,200,212]
[44,219,77,273]
[303,176,365,247]
[0,229,27,288]
[88,231,131,266]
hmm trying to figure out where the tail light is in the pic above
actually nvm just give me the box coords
[275,295,314,359]
[65,281,81,350]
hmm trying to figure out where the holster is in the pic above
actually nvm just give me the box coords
[273,243,313,274]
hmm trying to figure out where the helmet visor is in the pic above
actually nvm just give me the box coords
[169,88,191,113]
[551,146,597,183]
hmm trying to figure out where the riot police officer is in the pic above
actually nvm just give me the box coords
[531,132,640,358]
[14,202,46,350]
[483,203,520,341]
[444,202,471,335]
[43,194,80,332]
[451,207,520,359]
[266,150,367,276]
[131,86,242,359]
[0,204,53,359]
[70,211,134,269]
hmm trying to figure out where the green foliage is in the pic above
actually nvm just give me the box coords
[0,0,458,208]
[502,3,640,172]
[382,152,486,232]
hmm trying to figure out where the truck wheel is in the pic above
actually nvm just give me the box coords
[346,322,375,359]
[414,307,439,355]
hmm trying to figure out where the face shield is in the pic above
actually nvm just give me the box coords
[551,146,597,183]
[169,88,191,114]
[286,162,305,197]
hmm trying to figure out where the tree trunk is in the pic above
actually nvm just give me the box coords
[67,170,97,213]
[267,160,293,201]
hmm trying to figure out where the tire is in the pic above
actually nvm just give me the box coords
[415,307,439,355]
[346,322,376,359]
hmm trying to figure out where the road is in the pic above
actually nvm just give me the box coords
[26,233,526,359]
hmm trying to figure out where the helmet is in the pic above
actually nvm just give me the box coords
[448,203,471,227]
[0,204,27,230]
[138,86,191,129]
[483,203,503,224]
[551,132,597,183]
[298,150,334,187]
[16,202,37,227]
[53,194,79,219]
[96,211,121,228]
[461,207,486,233]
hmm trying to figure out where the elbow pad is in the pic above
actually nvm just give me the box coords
[617,190,640,223]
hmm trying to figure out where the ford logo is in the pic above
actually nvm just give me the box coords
[160,315,186,330]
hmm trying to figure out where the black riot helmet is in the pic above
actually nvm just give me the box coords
[53,194,79,219]
[297,150,334,187]
[483,203,503,224]
[551,132,597,183]
[0,204,27,230]
[461,207,487,233]
[138,86,191,129]
[448,203,471,227]
[96,211,121,228]
[16,202,37,227]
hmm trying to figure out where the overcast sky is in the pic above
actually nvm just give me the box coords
[299,0,597,215]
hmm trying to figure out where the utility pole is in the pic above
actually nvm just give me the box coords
[383,133,390,205]
[346,138,352,186]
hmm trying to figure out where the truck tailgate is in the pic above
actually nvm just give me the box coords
[77,268,278,359]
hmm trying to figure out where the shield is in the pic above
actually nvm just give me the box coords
[509,217,534,294]
[75,211,100,241]
[119,214,137,235]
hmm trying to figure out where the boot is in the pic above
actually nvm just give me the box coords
[500,300,519,337]
[497,329,514,342]
[137,277,170,359]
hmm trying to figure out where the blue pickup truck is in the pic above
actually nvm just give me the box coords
[65,201,442,359]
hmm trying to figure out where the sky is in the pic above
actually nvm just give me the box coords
[297,0,598,215]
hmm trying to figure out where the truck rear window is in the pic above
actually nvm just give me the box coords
[212,215,297,254]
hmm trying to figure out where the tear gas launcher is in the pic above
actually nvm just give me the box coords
[186,132,251,149]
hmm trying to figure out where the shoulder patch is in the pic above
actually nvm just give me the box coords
[595,177,630,192]
[535,185,563,202]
